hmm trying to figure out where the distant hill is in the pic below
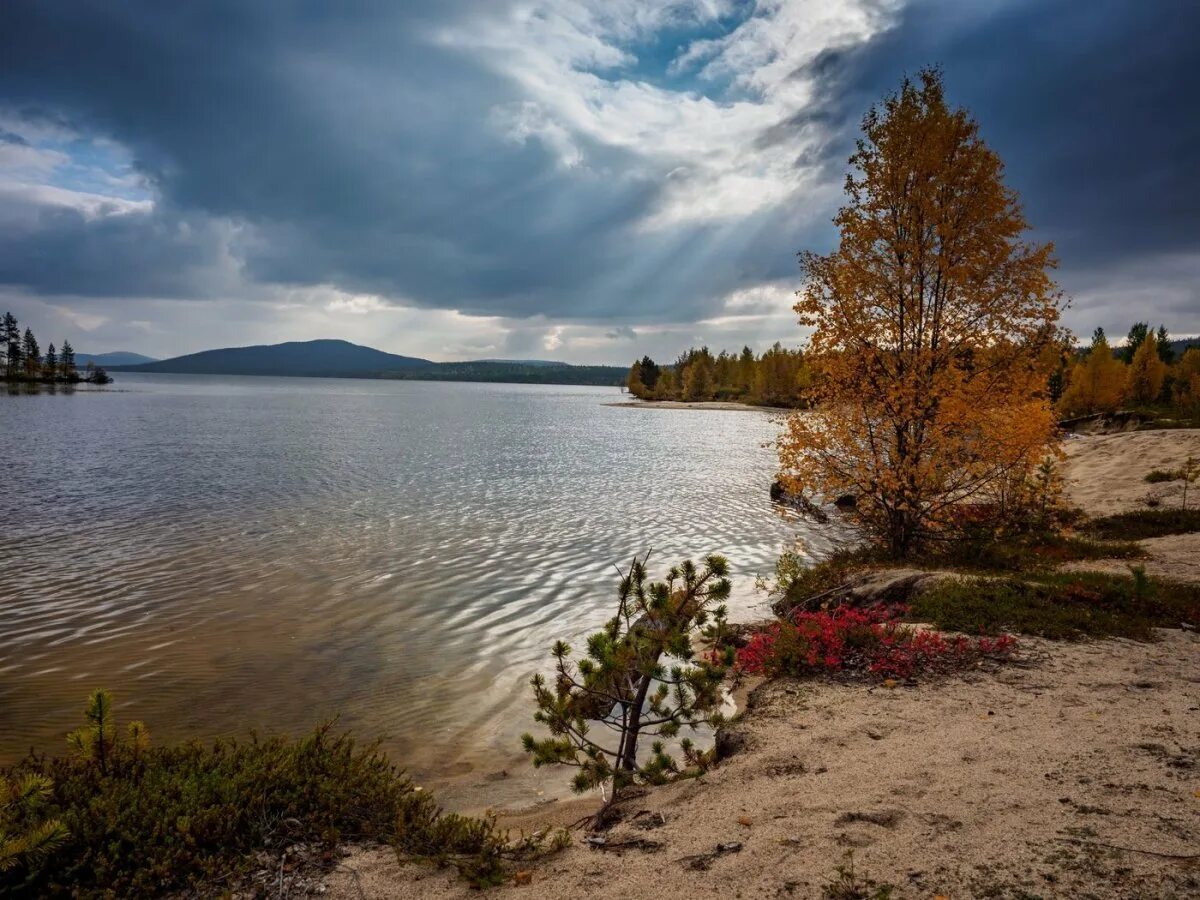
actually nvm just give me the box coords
[76,351,160,367]
[109,339,627,386]
[1167,338,1199,358]
[112,339,431,377]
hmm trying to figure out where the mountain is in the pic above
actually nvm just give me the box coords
[76,351,159,367]
[111,339,431,377]
[108,338,628,386]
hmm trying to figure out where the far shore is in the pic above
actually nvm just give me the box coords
[605,399,792,413]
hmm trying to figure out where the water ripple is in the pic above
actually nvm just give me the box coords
[0,375,836,807]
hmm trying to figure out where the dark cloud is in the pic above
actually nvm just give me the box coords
[0,0,1196,354]
[787,0,1200,296]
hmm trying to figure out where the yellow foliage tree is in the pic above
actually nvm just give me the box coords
[778,69,1063,558]
[1059,332,1127,417]
[1126,329,1167,403]
[1173,347,1200,408]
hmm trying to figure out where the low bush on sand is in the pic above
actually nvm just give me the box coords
[1087,508,1200,540]
[910,569,1200,640]
[736,606,1016,680]
[2,690,554,897]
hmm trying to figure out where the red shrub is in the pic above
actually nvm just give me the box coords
[736,606,1015,680]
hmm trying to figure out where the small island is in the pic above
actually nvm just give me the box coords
[2,312,111,387]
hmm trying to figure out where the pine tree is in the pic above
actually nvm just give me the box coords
[22,328,40,377]
[523,554,731,821]
[59,340,76,378]
[1155,325,1174,363]
[43,343,57,379]
[2,312,20,377]
[1122,322,1149,363]
[637,356,660,391]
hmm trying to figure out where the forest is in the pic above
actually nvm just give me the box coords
[626,343,810,406]
[1,312,110,385]
[1056,323,1198,419]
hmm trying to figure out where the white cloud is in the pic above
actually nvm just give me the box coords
[438,1,898,229]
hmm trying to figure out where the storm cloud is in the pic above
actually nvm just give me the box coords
[0,0,1196,361]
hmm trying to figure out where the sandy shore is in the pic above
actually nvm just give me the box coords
[329,632,1200,898]
[1062,429,1200,581]
[1063,429,1200,517]
[604,399,791,413]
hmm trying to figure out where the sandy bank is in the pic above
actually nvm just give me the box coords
[327,631,1200,898]
[1063,429,1200,518]
[1063,429,1200,583]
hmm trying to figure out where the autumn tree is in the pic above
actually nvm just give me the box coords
[626,360,647,398]
[778,69,1063,558]
[1127,329,1167,403]
[1174,347,1200,408]
[1059,331,1127,416]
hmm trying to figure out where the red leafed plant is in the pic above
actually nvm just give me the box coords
[736,606,1015,680]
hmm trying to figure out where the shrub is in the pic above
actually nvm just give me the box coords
[1088,508,1200,540]
[736,606,1015,680]
[909,571,1200,640]
[1145,468,1180,484]
[2,691,548,897]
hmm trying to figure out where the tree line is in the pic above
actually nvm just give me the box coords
[626,342,811,406]
[1,312,110,385]
[1057,322,1199,418]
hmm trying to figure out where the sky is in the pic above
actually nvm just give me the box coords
[1,0,1197,364]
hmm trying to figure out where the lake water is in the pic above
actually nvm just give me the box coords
[0,374,832,808]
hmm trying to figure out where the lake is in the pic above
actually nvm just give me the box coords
[0,374,833,808]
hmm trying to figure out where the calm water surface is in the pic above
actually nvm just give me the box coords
[0,375,831,807]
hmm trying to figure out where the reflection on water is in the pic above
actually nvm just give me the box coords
[0,375,831,808]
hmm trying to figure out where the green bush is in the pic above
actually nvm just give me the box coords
[1088,508,1200,540]
[2,691,546,897]
[1144,468,1180,484]
[909,570,1200,640]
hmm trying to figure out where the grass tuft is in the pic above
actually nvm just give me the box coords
[908,570,1200,640]
[1087,508,1200,540]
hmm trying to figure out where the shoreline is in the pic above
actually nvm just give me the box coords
[604,399,792,413]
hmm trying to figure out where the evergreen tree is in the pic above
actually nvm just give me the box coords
[60,339,76,378]
[22,328,40,376]
[637,356,660,390]
[44,343,57,378]
[523,554,731,821]
[2,312,20,377]
[1122,322,1148,363]
[1155,325,1174,363]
